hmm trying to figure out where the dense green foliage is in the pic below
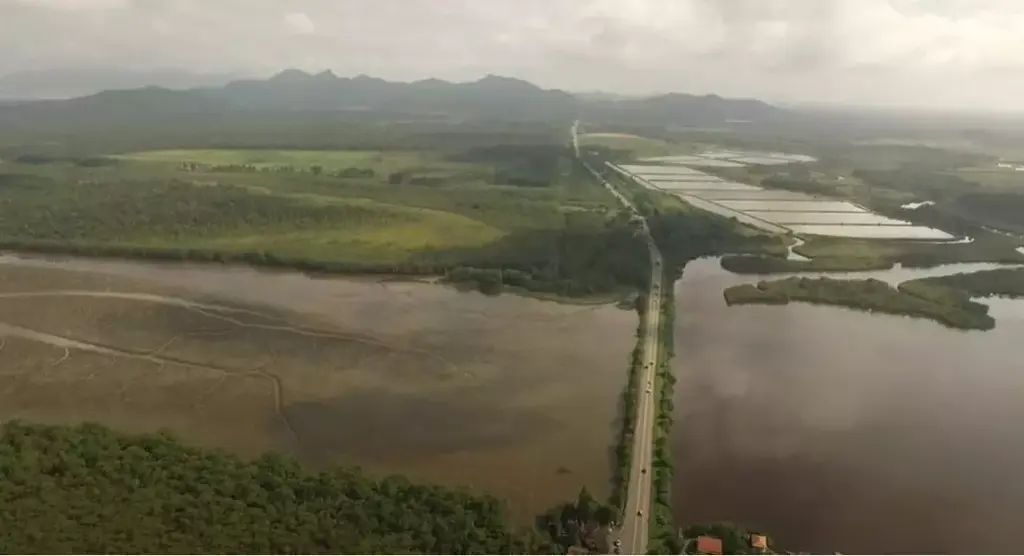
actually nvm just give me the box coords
[451,145,572,187]
[793,236,1024,269]
[647,212,780,275]
[648,280,680,555]
[438,214,652,298]
[720,254,893,274]
[0,421,555,554]
[0,156,654,298]
[0,180,395,242]
[609,329,644,512]
[850,168,1024,237]
[536,488,618,553]
[903,267,1024,299]
[724,276,995,330]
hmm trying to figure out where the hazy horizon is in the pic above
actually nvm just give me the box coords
[3,0,1024,112]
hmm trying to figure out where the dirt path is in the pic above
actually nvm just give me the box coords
[0,290,462,376]
[0,319,298,442]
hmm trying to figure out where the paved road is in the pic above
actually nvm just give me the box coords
[574,122,663,555]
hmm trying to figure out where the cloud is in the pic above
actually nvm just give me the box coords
[1,0,1024,109]
[284,12,315,35]
[13,0,130,9]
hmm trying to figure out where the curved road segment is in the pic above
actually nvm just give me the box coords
[574,122,663,555]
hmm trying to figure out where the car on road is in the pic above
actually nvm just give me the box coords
[637,509,643,517]
[641,467,646,474]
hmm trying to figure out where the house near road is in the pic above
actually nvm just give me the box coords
[695,535,723,555]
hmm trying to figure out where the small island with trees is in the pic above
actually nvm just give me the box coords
[723,267,1024,331]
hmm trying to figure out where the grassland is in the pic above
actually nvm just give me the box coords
[117,148,441,171]
[578,133,691,158]
[1,145,662,299]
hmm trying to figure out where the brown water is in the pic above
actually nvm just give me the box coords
[671,258,1024,554]
[0,254,635,521]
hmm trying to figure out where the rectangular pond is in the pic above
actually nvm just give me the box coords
[696,190,821,201]
[677,195,790,234]
[698,151,745,159]
[640,155,709,164]
[655,181,762,191]
[788,224,955,239]
[716,200,868,213]
[687,159,747,168]
[748,211,912,226]
[620,164,705,175]
[729,156,793,165]
[645,175,722,182]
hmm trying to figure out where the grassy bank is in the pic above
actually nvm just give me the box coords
[724,276,995,330]
[608,315,645,513]
[794,236,1024,269]
[904,266,1024,298]
[648,274,681,555]
[720,254,893,274]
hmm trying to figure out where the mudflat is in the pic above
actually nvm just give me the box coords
[0,255,635,521]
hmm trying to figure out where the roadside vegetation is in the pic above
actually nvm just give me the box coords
[608,325,644,513]
[0,421,557,554]
[648,280,680,555]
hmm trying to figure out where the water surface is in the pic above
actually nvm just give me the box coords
[671,258,1024,553]
[0,254,635,521]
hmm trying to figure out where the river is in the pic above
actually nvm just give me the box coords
[670,258,1024,554]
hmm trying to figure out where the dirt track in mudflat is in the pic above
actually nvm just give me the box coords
[0,257,635,521]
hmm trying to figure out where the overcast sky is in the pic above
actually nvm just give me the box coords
[3,0,1024,109]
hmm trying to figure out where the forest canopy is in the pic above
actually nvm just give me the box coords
[0,421,556,554]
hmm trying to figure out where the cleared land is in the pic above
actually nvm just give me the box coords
[0,258,636,522]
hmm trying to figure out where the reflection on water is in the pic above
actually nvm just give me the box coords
[671,258,1024,553]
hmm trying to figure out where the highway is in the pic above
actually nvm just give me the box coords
[573,121,664,555]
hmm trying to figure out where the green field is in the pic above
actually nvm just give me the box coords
[1,144,670,298]
[578,133,693,158]
[116,148,483,176]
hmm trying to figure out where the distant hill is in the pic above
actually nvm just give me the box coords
[0,69,787,144]
[205,70,578,119]
[583,93,783,126]
[0,67,240,100]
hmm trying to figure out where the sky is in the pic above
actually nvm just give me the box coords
[2,0,1024,110]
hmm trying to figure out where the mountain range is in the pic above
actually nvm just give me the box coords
[0,68,786,131]
[0,67,240,100]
